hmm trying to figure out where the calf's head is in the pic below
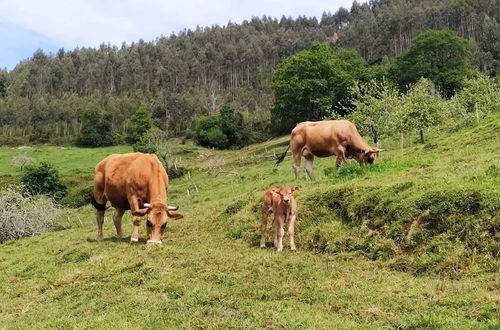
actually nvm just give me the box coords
[140,202,183,244]
[272,186,299,204]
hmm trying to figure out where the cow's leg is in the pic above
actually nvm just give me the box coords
[130,216,141,242]
[335,147,347,167]
[93,192,107,241]
[129,196,142,243]
[288,213,297,251]
[292,151,301,179]
[113,208,125,238]
[303,151,315,180]
[260,209,270,248]
[96,209,105,241]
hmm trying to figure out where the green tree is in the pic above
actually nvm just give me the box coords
[272,43,367,133]
[128,105,153,143]
[391,29,476,98]
[21,162,67,201]
[400,78,445,144]
[75,105,115,147]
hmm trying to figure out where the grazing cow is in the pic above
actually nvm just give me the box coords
[260,185,299,251]
[92,153,183,244]
[276,120,382,180]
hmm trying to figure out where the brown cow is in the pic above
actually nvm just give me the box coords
[260,186,299,251]
[276,120,382,180]
[92,153,182,244]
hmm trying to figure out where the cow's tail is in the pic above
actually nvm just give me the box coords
[91,194,107,211]
[275,143,290,165]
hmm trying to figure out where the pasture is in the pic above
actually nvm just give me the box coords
[0,116,499,328]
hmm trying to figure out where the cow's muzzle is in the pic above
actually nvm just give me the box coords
[146,239,163,244]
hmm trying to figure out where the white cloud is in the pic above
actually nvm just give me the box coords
[0,0,354,49]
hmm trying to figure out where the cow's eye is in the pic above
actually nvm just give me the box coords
[146,220,153,228]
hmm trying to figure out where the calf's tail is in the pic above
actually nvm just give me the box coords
[91,194,107,211]
[275,144,290,165]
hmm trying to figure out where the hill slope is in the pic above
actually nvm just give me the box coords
[0,117,499,328]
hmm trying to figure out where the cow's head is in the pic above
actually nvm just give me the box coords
[362,148,382,165]
[142,202,183,244]
[272,186,299,204]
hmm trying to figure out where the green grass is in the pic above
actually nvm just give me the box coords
[0,117,499,328]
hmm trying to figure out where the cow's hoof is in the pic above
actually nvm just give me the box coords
[130,237,139,242]
[291,247,297,251]
[146,240,162,245]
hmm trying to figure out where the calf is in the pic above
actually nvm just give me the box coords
[260,186,299,251]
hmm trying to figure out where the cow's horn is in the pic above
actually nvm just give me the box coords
[167,205,179,211]
[375,148,383,152]
[143,203,151,208]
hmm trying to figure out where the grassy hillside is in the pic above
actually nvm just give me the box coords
[0,116,499,328]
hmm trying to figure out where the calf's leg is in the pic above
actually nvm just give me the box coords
[274,217,285,252]
[288,214,297,251]
[260,209,270,248]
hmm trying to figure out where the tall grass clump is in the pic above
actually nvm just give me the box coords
[0,186,62,243]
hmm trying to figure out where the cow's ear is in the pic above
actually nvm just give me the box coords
[271,188,280,194]
[133,208,151,216]
[167,210,183,220]
[291,186,300,194]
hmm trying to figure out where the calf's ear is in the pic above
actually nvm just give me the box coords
[291,186,300,194]
[271,188,280,194]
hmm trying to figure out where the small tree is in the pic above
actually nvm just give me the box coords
[349,79,401,146]
[76,105,115,147]
[21,162,67,201]
[400,78,445,144]
[128,105,153,144]
[450,75,500,125]
[11,155,35,171]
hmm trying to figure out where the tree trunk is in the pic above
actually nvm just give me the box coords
[420,129,424,144]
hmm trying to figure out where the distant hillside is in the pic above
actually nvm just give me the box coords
[0,0,498,142]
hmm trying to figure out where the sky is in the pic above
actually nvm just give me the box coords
[0,0,355,71]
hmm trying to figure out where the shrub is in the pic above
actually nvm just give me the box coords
[196,115,229,149]
[21,162,67,201]
[0,187,61,243]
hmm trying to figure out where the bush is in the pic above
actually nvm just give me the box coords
[21,162,67,201]
[196,115,229,149]
[0,187,62,243]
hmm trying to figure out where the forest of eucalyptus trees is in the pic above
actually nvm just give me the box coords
[0,0,498,143]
